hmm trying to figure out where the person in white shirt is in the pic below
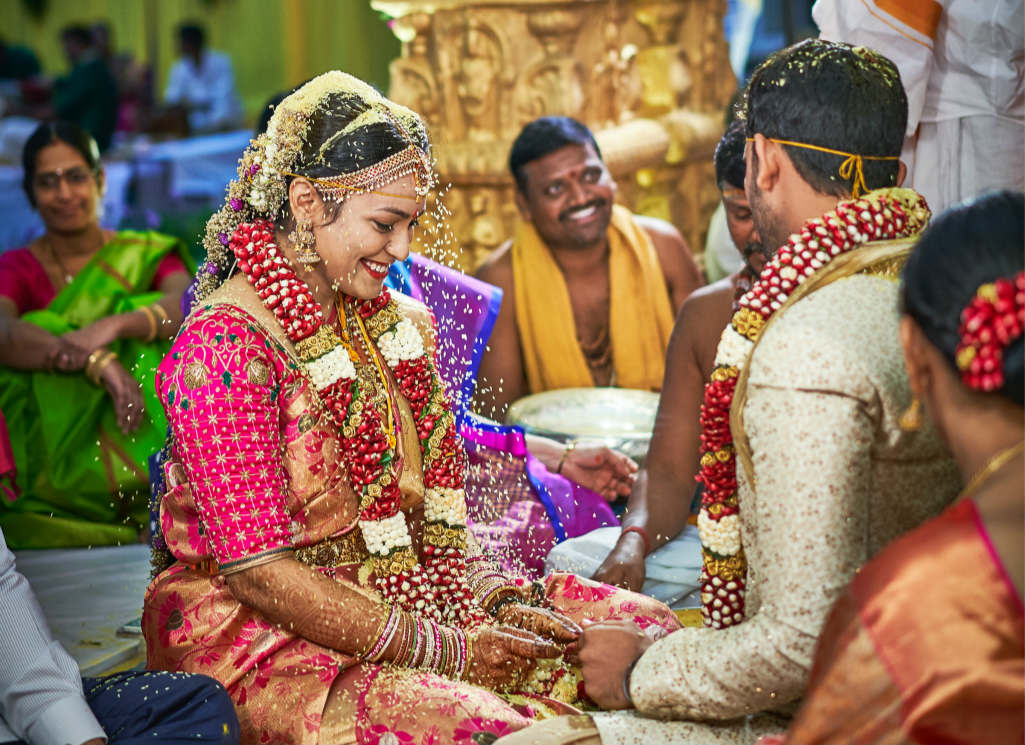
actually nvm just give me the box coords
[163,23,243,135]
[0,527,239,745]
[814,0,1024,214]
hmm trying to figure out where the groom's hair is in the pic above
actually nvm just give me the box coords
[742,39,907,198]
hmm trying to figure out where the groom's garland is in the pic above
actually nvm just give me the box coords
[695,189,931,629]
[230,220,488,629]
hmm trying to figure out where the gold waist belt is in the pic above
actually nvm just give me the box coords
[294,530,368,568]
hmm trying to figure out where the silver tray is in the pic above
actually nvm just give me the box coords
[505,387,660,463]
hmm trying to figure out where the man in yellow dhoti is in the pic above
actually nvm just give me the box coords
[474,117,702,419]
[497,39,961,745]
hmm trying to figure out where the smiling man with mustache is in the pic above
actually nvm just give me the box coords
[549,118,767,605]
[475,116,702,419]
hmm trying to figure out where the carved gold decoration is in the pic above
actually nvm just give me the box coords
[372,0,734,272]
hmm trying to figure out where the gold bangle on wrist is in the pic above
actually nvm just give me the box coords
[85,348,106,372]
[85,348,108,383]
[556,440,576,474]
[86,350,117,385]
[139,306,158,343]
[150,303,170,336]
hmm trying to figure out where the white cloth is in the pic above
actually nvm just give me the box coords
[0,529,105,745]
[544,524,703,608]
[814,0,1025,213]
[164,50,243,134]
[704,202,744,283]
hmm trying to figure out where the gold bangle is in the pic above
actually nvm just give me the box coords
[85,348,109,383]
[87,351,117,385]
[556,440,576,474]
[85,348,106,372]
[150,303,170,334]
[138,306,158,343]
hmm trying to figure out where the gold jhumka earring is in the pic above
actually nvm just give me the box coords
[290,218,319,268]
[898,396,923,432]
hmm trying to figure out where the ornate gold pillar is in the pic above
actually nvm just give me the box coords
[372,0,735,273]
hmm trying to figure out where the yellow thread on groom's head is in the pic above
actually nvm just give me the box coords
[745,137,899,198]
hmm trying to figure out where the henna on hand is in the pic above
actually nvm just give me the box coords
[465,625,561,690]
[495,603,582,643]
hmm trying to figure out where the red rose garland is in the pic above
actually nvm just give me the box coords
[229,220,487,629]
[695,189,931,629]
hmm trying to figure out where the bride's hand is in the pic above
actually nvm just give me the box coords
[560,445,637,502]
[465,626,561,690]
[495,602,582,643]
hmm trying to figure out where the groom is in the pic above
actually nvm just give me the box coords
[498,39,960,745]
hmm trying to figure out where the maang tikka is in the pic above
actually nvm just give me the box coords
[290,218,319,267]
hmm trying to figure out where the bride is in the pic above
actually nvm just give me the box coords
[143,71,679,744]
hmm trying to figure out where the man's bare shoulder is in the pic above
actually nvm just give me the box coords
[633,213,686,248]
[474,239,515,291]
[677,275,734,321]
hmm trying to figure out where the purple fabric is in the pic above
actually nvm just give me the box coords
[461,414,618,578]
[390,253,502,425]
[388,255,619,577]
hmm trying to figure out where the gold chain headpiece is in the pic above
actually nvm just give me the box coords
[194,70,435,306]
[285,143,435,201]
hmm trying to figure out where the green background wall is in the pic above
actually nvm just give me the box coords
[2,0,400,124]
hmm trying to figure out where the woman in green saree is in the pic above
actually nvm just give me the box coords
[0,122,193,548]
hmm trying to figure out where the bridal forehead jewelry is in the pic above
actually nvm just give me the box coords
[286,144,435,202]
[195,70,437,305]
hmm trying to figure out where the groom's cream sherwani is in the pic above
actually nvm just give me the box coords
[585,252,961,744]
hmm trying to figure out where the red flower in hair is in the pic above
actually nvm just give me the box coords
[955,272,1025,392]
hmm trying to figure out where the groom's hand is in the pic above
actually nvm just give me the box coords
[578,619,653,710]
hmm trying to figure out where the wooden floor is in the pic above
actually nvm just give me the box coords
[15,544,151,676]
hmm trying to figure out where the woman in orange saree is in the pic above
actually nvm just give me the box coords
[774,191,1024,745]
[143,71,680,745]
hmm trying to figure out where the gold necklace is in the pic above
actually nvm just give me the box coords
[339,300,397,449]
[43,235,74,287]
[961,440,1025,499]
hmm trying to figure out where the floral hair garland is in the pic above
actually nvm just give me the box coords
[955,272,1025,393]
[194,70,432,307]
[696,188,931,629]
[230,219,487,629]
